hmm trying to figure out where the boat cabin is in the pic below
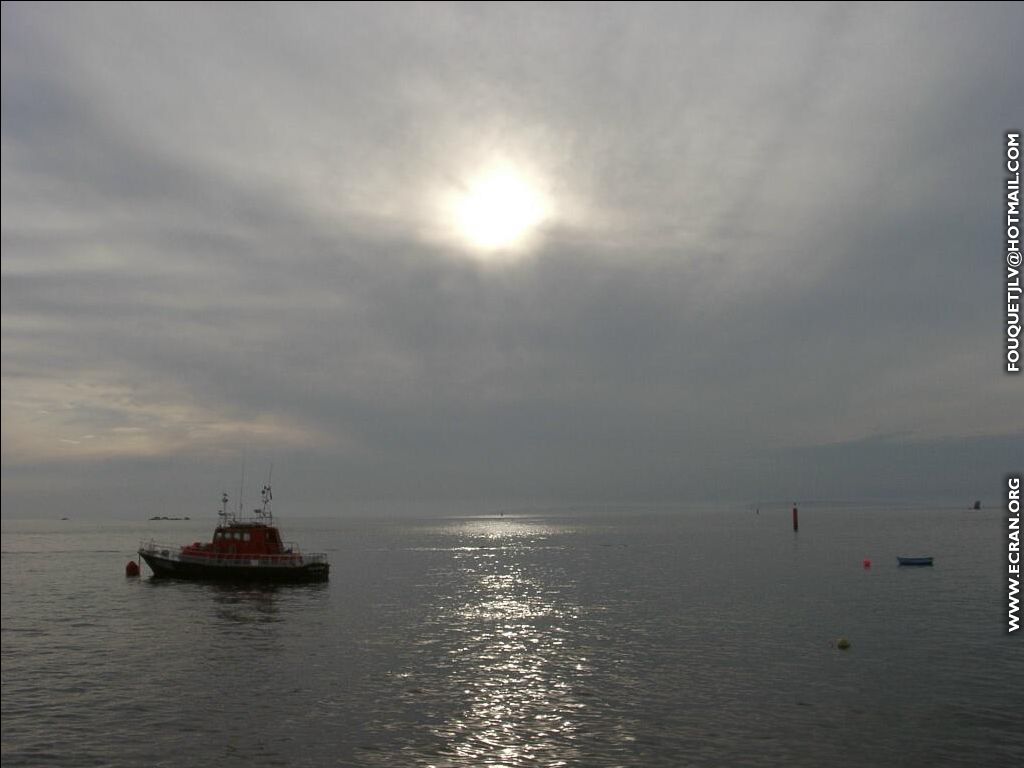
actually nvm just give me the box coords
[183,522,288,557]
[216,523,284,554]
[171,485,303,563]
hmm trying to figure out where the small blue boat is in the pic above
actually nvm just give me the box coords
[897,556,934,566]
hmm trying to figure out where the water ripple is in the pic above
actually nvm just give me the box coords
[3,508,1022,766]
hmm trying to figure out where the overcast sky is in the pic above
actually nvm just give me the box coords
[2,2,1021,517]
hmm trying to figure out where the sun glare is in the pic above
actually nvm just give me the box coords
[451,168,549,255]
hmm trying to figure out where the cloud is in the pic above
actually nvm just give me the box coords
[2,3,1021,515]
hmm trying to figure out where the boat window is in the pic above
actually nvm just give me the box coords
[243,532,251,542]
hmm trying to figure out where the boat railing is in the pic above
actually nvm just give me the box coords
[139,539,182,557]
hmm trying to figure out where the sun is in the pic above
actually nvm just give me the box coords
[450,167,550,254]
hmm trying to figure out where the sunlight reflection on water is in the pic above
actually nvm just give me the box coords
[423,518,594,767]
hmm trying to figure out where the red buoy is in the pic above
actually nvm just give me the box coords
[125,560,140,577]
[863,559,872,569]
[792,505,799,532]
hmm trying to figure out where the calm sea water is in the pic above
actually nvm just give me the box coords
[2,504,1022,767]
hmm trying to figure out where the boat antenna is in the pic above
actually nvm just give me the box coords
[260,463,274,523]
[261,483,273,523]
[220,492,229,524]
[238,454,246,521]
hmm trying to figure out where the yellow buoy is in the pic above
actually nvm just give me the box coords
[836,637,851,650]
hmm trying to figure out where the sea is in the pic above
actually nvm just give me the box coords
[2,503,1022,767]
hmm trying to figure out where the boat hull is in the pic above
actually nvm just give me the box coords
[140,552,329,583]
[897,556,934,566]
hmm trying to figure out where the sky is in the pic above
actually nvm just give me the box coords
[2,2,1021,518]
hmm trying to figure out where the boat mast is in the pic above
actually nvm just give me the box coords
[259,464,274,524]
[261,483,273,525]
[238,455,246,521]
